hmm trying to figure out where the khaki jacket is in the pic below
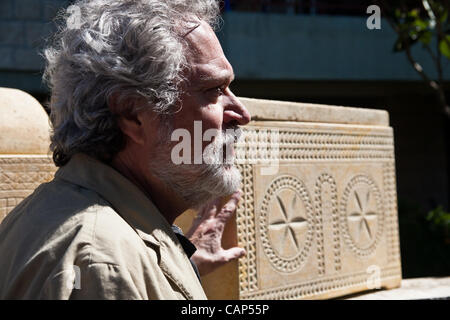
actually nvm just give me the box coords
[0,153,207,300]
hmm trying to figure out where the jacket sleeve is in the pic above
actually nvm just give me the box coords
[41,263,143,300]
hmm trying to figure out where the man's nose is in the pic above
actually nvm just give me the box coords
[223,89,251,126]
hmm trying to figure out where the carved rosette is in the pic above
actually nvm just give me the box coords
[259,175,314,273]
[340,175,384,258]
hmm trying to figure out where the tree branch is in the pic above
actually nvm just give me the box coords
[424,43,439,69]
[404,45,440,90]
[381,0,450,118]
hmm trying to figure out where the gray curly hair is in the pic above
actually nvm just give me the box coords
[43,0,220,166]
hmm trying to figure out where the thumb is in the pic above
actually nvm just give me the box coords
[221,247,246,263]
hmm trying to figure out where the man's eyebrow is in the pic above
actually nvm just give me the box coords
[199,71,235,84]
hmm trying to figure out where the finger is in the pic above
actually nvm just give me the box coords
[221,247,246,263]
[229,189,243,204]
[196,198,220,221]
[217,191,242,220]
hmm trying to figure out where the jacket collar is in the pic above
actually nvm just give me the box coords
[55,153,204,299]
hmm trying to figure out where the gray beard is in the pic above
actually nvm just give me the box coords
[148,127,242,210]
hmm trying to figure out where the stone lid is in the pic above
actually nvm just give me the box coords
[239,97,389,126]
[0,87,51,154]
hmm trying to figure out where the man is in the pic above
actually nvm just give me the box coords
[0,0,250,299]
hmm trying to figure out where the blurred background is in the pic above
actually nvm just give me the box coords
[0,0,449,278]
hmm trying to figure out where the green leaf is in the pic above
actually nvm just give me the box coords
[443,213,450,222]
[419,30,432,45]
[408,9,420,19]
[431,1,446,19]
[395,8,404,19]
[413,18,429,31]
[409,28,419,40]
[441,9,448,23]
[439,35,450,59]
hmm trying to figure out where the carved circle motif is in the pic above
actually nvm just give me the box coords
[260,175,314,273]
[340,175,384,257]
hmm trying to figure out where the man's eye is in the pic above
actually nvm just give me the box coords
[207,86,225,97]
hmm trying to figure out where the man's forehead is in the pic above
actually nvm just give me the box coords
[191,62,234,83]
[184,21,226,63]
[183,21,234,82]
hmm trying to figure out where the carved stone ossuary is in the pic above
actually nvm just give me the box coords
[175,97,402,299]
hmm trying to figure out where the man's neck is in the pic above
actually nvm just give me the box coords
[110,152,187,225]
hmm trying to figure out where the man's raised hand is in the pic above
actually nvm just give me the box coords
[186,191,246,276]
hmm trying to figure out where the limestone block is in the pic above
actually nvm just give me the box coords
[176,97,402,300]
[0,88,55,223]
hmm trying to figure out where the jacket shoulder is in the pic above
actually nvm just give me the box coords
[0,178,160,299]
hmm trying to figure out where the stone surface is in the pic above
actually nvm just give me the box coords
[240,97,389,125]
[0,88,55,224]
[0,156,56,223]
[0,87,51,154]
[346,277,450,300]
[176,97,402,300]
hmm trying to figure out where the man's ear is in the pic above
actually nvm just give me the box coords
[116,113,146,146]
[108,93,146,145]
